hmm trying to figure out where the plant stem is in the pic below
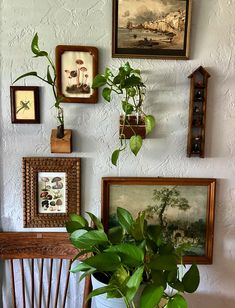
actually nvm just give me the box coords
[125,118,137,135]
[34,74,52,85]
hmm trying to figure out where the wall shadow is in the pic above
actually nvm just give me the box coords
[185,292,235,308]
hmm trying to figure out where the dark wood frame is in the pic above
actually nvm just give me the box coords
[112,0,192,59]
[102,177,216,264]
[10,86,40,124]
[23,157,81,228]
[55,45,98,103]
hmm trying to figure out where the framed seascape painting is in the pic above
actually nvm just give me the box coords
[10,86,40,123]
[23,157,81,228]
[102,177,216,264]
[112,0,192,59]
[56,45,98,103]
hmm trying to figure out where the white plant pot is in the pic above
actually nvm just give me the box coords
[91,274,167,308]
[91,274,126,308]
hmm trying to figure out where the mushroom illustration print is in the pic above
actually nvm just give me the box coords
[38,172,66,214]
[65,59,91,94]
[41,177,50,191]
[56,199,63,211]
[51,177,63,189]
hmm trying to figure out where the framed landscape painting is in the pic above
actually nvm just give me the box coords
[10,86,40,123]
[102,177,216,264]
[23,157,81,228]
[112,0,192,59]
[56,45,98,103]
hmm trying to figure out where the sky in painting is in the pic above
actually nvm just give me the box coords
[118,0,187,27]
[109,184,208,223]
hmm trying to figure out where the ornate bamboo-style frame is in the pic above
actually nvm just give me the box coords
[112,0,192,59]
[102,177,216,264]
[23,157,81,228]
[55,45,98,103]
[10,86,40,124]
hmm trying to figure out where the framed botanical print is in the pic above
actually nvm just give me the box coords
[102,177,216,264]
[10,86,40,123]
[56,45,98,103]
[112,0,192,59]
[23,157,81,228]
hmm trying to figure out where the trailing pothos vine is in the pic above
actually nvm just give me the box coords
[92,62,156,166]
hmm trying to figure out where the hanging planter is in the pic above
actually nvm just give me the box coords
[92,62,155,166]
[120,114,146,139]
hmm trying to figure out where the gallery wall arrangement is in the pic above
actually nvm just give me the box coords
[1,0,235,307]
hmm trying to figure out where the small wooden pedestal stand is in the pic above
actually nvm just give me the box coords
[50,129,72,153]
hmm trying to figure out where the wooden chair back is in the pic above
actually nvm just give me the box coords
[0,232,90,308]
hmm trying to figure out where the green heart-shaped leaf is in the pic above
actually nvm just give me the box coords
[130,135,143,156]
[122,101,134,114]
[117,207,134,234]
[182,264,200,293]
[102,87,111,102]
[111,149,120,166]
[140,285,164,308]
[145,115,156,135]
[92,74,107,88]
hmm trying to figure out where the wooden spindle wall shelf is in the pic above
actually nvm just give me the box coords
[187,66,211,158]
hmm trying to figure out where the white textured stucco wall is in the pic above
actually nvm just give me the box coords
[0,0,235,307]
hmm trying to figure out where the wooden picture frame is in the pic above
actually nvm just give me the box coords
[102,177,216,264]
[23,157,81,228]
[112,0,192,59]
[56,45,98,103]
[10,86,40,123]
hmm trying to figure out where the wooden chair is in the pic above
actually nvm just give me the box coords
[0,232,91,308]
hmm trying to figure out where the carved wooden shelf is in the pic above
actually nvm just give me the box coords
[187,66,211,158]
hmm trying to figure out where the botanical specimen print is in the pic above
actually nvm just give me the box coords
[109,184,208,256]
[117,0,188,50]
[38,172,66,214]
[15,90,35,120]
[61,51,93,98]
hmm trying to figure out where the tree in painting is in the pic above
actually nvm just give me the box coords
[144,187,190,230]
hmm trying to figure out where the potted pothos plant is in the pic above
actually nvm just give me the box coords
[13,33,65,138]
[92,62,156,166]
[66,207,200,308]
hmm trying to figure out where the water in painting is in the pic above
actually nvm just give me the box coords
[117,0,187,50]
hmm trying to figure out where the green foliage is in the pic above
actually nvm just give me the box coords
[130,135,143,156]
[13,33,63,125]
[67,207,200,308]
[92,62,155,165]
[140,285,164,308]
[111,149,121,166]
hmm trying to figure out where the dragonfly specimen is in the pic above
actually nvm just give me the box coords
[16,100,31,114]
